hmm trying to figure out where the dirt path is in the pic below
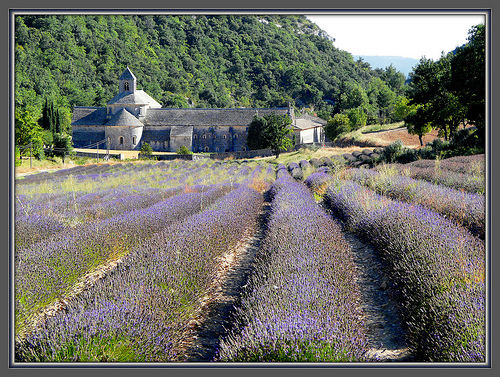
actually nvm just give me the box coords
[343,231,413,362]
[174,196,272,362]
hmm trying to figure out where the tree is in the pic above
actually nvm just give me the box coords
[140,142,153,156]
[324,113,351,141]
[404,104,433,147]
[247,113,293,158]
[176,145,192,154]
[52,132,73,163]
[15,109,44,159]
[450,24,485,143]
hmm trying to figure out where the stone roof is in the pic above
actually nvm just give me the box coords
[71,107,107,126]
[107,90,162,108]
[144,108,290,127]
[293,113,327,130]
[119,67,136,81]
[170,125,194,137]
[105,109,144,127]
[72,106,291,128]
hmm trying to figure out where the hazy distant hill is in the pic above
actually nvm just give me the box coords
[353,55,420,78]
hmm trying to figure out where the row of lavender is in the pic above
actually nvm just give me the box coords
[15,185,232,341]
[375,154,485,194]
[342,168,485,239]
[218,175,368,362]
[15,160,265,248]
[15,160,272,343]
[15,183,265,362]
[320,177,486,362]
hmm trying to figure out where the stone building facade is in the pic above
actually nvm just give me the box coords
[72,68,324,152]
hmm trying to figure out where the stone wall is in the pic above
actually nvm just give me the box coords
[72,126,105,148]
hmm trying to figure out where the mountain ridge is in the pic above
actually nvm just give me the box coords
[353,55,420,78]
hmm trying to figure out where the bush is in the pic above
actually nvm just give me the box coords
[380,140,405,163]
[140,142,153,156]
[176,145,192,155]
[324,113,351,141]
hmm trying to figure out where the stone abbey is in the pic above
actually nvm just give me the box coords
[71,68,326,152]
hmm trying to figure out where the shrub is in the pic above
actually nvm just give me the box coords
[176,145,192,155]
[140,142,153,156]
[380,140,405,163]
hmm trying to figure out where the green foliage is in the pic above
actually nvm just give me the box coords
[15,14,405,135]
[379,140,407,163]
[450,24,485,137]
[52,133,73,161]
[176,145,192,155]
[140,142,153,156]
[247,113,293,158]
[15,109,44,159]
[324,113,351,141]
[407,23,484,149]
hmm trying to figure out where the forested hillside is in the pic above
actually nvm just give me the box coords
[14,14,406,130]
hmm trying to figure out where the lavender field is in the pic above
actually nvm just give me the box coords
[13,154,487,363]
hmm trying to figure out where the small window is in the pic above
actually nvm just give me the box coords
[202,134,206,139]
[132,136,137,145]
[216,147,219,152]
[233,134,238,140]
[242,147,246,151]
[222,134,226,139]
[124,82,130,91]
[193,134,198,139]
[204,146,209,152]
[119,136,124,145]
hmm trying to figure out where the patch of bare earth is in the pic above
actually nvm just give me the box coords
[173,197,272,362]
[343,232,414,362]
[359,127,443,149]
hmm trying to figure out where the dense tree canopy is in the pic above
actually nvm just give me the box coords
[405,24,485,147]
[14,15,405,136]
[247,113,294,157]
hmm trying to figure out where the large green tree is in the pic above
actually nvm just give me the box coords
[450,24,485,143]
[247,113,293,158]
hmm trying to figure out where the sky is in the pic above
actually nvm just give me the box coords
[307,13,486,60]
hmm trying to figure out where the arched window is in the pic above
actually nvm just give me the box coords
[202,134,206,139]
[222,134,226,139]
[204,146,209,152]
[119,136,124,145]
[193,134,198,139]
[242,147,246,151]
[216,147,219,152]
[132,136,137,145]
[233,134,238,140]
[124,82,130,91]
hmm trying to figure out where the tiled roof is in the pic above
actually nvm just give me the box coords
[144,108,290,127]
[71,107,107,126]
[107,90,162,107]
[293,113,327,130]
[72,106,291,128]
[170,125,194,137]
[106,109,144,127]
[119,67,136,81]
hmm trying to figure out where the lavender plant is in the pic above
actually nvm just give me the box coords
[345,168,485,239]
[15,185,233,340]
[16,184,264,362]
[325,180,485,362]
[218,176,368,362]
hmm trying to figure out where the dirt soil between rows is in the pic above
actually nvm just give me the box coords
[173,195,414,363]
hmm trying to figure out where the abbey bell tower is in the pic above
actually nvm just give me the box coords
[119,66,137,94]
